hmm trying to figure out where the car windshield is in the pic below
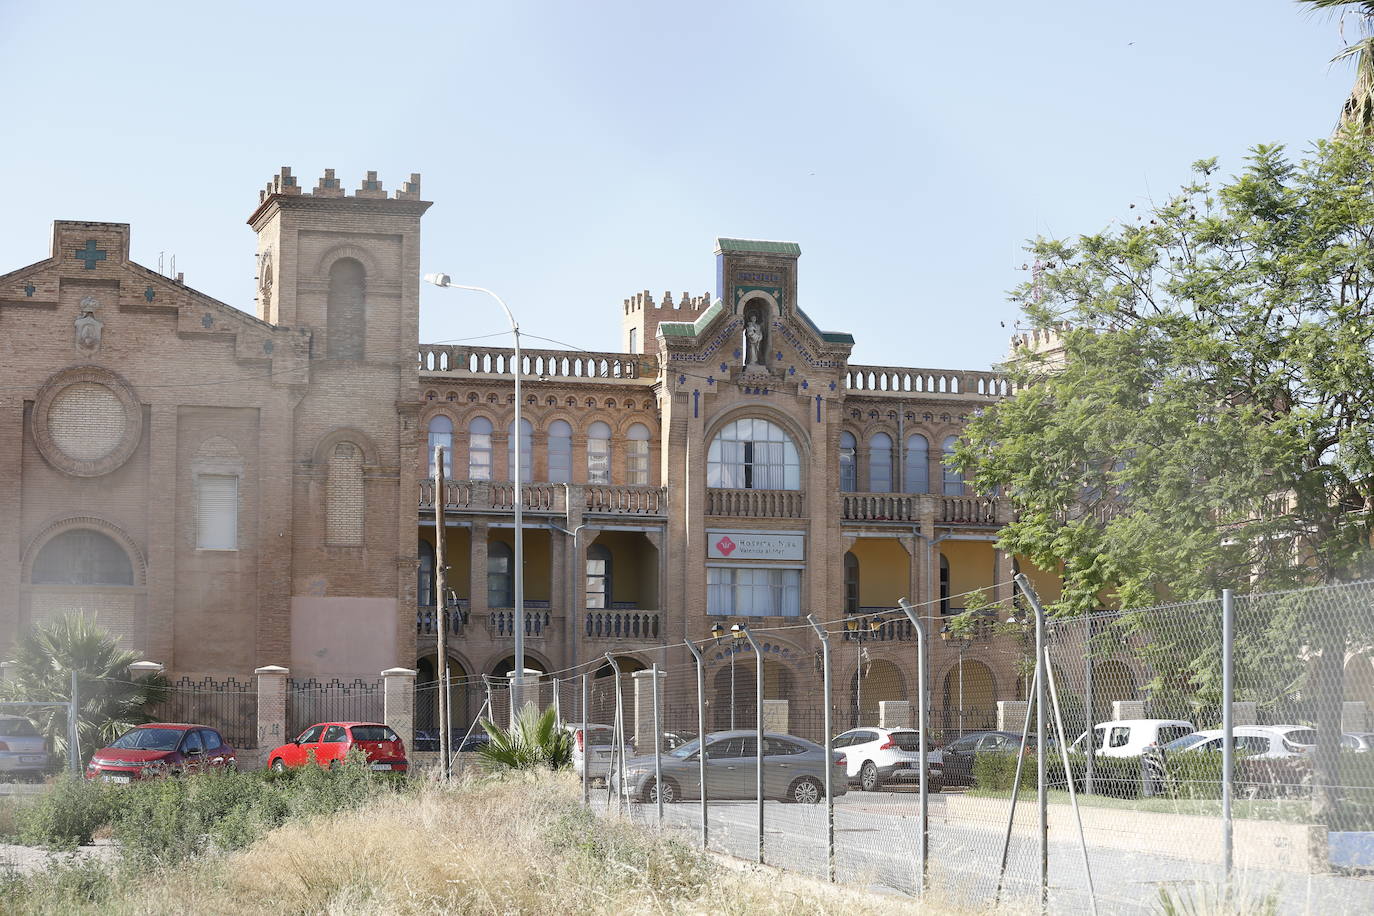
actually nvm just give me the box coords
[350,726,397,742]
[669,738,701,759]
[890,732,923,751]
[0,717,40,737]
[1164,733,1210,753]
[581,729,614,747]
[109,727,182,751]
[1156,726,1195,745]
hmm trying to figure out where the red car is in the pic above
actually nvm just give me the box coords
[267,721,408,773]
[86,723,237,782]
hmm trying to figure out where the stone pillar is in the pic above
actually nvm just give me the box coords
[998,699,1029,732]
[1112,699,1146,720]
[1343,701,1369,733]
[508,673,540,725]
[633,668,667,751]
[470,520,490,618]
[762,699,789,734]
[879,700,912,729]
[382,667,417,754]
[1233,701,1258,727]
[255,665,289,768]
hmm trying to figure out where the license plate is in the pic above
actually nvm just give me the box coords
[370,763,392,771]
[102,774,131,783]
[20,755,43,763]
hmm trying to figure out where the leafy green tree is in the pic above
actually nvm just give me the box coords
[956,134,1374,819]
[478,702,573,771]
[1,612,169,766]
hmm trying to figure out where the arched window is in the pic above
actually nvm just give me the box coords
[32,529,133,585]
[839,431,857,492]
[426,415,453,477]
[843,551,859,614]
[488,540,512,608]
[469,417,493,480]
[906,434,930,494]
[587,421,612,484]
[417,540,436,607]
[326,442,364,546]
[507,418,532,481]
[940,554,951,616]
[707,418,800,490]
[326,258,365,359]
[586,544,612,609]
[942,436,963,495]
[869,433,893,493]
[626,423,651,485]
[547,420,572,483]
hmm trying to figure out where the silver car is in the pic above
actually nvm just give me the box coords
[0,715,48,778]
[612,730,848,804]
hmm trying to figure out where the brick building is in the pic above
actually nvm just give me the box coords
[0,167,1060,739]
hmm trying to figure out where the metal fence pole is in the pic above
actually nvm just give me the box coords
[604,654,626,817]
[898,598,929,896]
[1222,588,1235,882]
[683,638,709,850]
[1043,634,1099,916]
[995,662,1039,908]
[1085,617,1095,796]
[1011,573,1048,911]
[738,625,766,865]
[69,670,80,775]
[553,676,562,730]
[652,661,663,825]
[581,673,590,807]
[807,614,836,883]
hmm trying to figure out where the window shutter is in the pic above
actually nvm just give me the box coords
[197,474,238,549]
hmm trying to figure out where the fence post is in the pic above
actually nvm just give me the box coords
[898,599,929,897]
[652,662,663,825]
[737,625,766,865]
[581,673,590,807]
[683,639,709,850]
[382,667,417,758]
[1084,618,1095,796]
[255,665,289,770]
[1011,572,1050,913]
[68,670,80,775]
[1222,588,1235,883]
[807,614,836,883]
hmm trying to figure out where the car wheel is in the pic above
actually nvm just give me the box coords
[860,761,881,792]
[789,776,823,805]
[270,758,287,774]
[645,777,679,804]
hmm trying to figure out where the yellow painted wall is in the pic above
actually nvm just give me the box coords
[489,528,551,600]
[849,538,910,607]
[419,527,471,599]
[942,540,995,608]
[590,530,656,606]
[1017,556,1063,603]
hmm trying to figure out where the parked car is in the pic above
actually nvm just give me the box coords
[940,730,1038,787]
[610,730,848,804]
[413,729,489,752]
[834,727,944,792]
[86,723,236,782]
[267,722,407,773]
[570,723,618,781]
[0,714,49,779]
[1163,726,1312,759]
[1343,732,1374,752]
[1070,720,1195,757]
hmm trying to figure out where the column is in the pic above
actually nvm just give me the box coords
[255,665,289,768]
[470,520,490,618]
[382,667,418,754]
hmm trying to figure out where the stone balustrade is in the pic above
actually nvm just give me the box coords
[486,609,555,639]
[845,365,1012,397]
[940,496,998,525]
[418,481,667,517]
[584,611,662,640]
[705,488,806,519]
[838,492,1000,526]
[415,604,469,637]
[418,344,649,381]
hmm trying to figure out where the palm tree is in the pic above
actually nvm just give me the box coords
[0,612,169,765]
[1298,0,1374,129]
[477,702,573,771]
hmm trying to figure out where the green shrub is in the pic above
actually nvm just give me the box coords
[0,858,116,912]
[16,776,115,847]
[971,751,1019,791]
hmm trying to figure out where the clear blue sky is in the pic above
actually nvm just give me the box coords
[0,1,1356,370]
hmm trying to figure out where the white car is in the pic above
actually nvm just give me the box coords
[1071,719,1195,758]
[570,724,620,781]
[0,715,48,778]
[1163,725,1313,759]
[833,727,944,792]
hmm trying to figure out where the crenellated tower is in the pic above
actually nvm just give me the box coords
[621,288,713,355]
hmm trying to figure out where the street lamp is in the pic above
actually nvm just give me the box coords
[425,272,526,715]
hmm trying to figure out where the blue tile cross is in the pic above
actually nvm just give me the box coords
[74,239,107,270]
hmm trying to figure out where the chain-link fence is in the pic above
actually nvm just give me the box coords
[489,579,1374,914]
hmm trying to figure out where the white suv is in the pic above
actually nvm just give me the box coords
[1071,719,1195,757]
[834,727,944,792]
[569,724,619,781]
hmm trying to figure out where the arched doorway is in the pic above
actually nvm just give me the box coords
[850,658,906,729]
[942,659,996,737]
[415,654,473,739]
[709,656,795,731]
[1091,660,1137,726]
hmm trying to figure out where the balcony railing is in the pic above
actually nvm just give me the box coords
[416,603,469,637]
[418,481,667,517]
[487,608,555,639]
[839,492,999,526]
[705,488,805,519]
[585,610,662,640]
[418,344,649,381]
[845,365,1012,397]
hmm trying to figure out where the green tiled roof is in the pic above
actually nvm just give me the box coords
[796,305,855,345]
[716,238,802,257]
[659,299,723,337]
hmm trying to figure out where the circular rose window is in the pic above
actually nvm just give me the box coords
[33,368,143,477]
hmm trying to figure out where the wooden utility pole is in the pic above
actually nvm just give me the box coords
[434,445,451,781]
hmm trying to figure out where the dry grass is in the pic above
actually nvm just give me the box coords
[21,772,954,915]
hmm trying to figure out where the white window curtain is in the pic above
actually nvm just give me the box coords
[426,415,453,477]
[197,474,238,549]
[547,420,572,483]
[706,566,801,617]
[839,431,857,492]
[587,421,612,484]
[627,423,651,485]
[507,418,533,481]
[706,418,800,490]
[469,417,493,480]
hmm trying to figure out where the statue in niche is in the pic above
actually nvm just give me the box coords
[743,300,768,367]
[74,296,103,354]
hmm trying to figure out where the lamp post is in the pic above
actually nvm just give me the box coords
[425,273,526,715]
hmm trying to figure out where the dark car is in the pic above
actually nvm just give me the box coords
[86,723,236,782]
[940,730,1038,787]
[413,729,490,752]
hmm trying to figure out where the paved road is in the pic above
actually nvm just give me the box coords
[594,788,1374,914]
